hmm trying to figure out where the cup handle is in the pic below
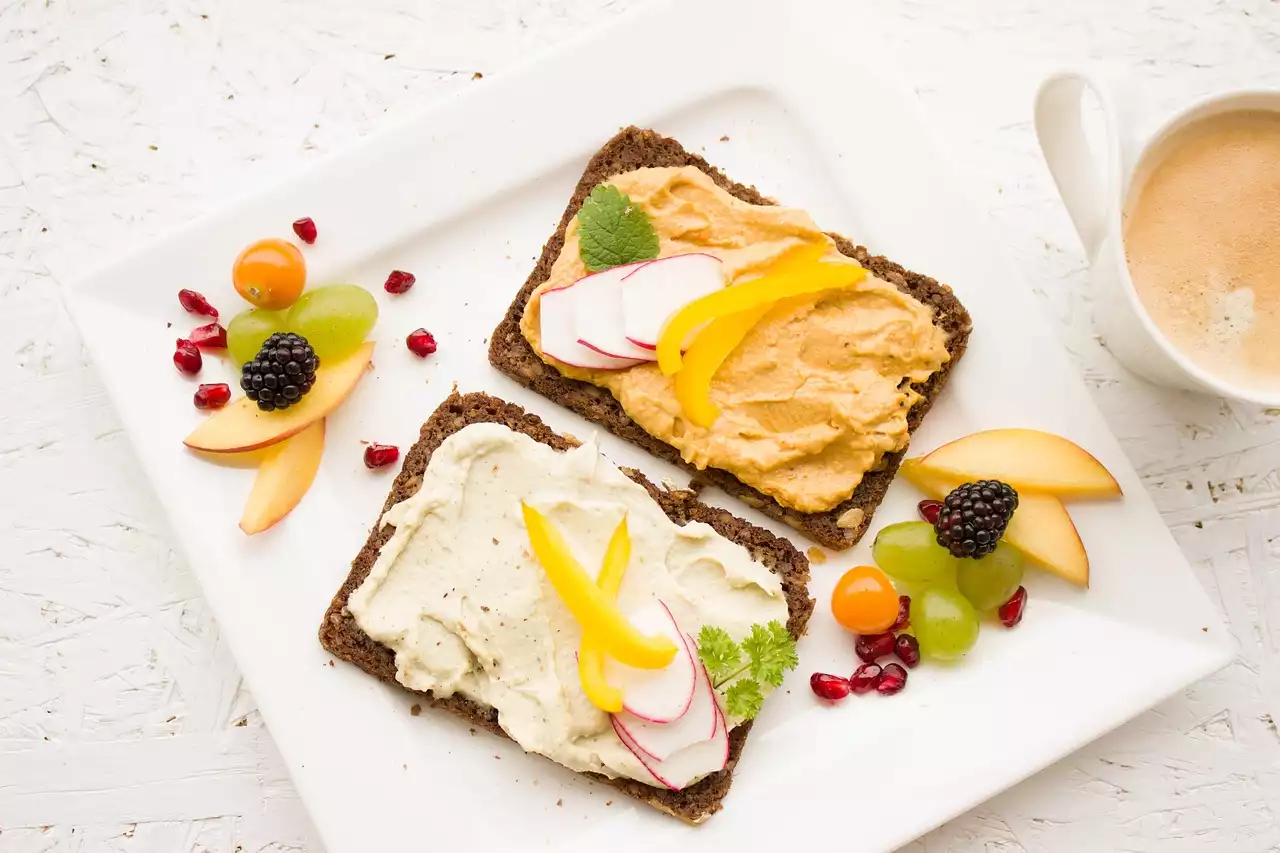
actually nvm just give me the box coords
[1034,72,1126,260]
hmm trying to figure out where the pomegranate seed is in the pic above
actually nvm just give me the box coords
[189,322,227,349]
[178,289,218,319]
[918,499,943,525]
[364,443,400,469]
[850,663,882,694]
[406,328,437,357]
[894,634,921,669]
[999,585,1028,627]
[855,632,896,663]
[193,383,231,409]
[292,217,317,244]
[809,672,851,701]
[890,594,911,632]
[876,663,908,695]
[384,270,416,294]
[173,339,202,374]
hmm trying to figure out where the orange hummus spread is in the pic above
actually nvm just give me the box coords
[519,166,950,513]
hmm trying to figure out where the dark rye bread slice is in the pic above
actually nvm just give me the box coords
[488,127,973,550]
[319,390,813,824]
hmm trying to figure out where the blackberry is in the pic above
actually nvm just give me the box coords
[933,479,1018,558]
[239,332,319,412]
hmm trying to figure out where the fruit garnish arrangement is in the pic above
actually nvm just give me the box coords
[172,218,436,534]
[809,428,1121,702]
[523,503,796,789]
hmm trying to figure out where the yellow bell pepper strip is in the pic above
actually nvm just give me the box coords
[577,516,631,712]
[769,241,829,273]
[657,261,868,375]
[595,515,630,600]
[521,503,677,670]
[674,302,776,428]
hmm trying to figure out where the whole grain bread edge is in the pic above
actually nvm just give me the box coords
[487,127,973,550]
[319,390,814,824]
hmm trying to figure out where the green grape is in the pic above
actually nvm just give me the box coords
[872,521,959,584]
[888,560,960,602]
[956,542,1025,611]
[227,307,288,366]
[288,284,378,360]
[914,586,980,661]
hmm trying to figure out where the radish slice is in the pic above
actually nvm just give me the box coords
[694,631,721,740]
[571,263,658,362]
[615,662,718,762]
[622,253,725,349]
[604,601,696,723]
[539,284,641,370]
[612,701,730,791]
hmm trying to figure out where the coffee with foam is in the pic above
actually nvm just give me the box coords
[1123,109,1280,392]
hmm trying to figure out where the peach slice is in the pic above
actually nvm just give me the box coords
[184,342,374,453]
[900,459,1090,587]
[239,419,325,535]
[915,429,1121,500]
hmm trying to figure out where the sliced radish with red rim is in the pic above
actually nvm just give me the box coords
[604,601,697,723]
[612,700,729,791]
[621,253,724,350]
[614,660,718,762]
[539,284,641,370]
[570,262,658,362]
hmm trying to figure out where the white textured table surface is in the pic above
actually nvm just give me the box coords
[3,1,1279,850]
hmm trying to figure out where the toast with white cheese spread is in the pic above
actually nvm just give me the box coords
[319,390,813,823]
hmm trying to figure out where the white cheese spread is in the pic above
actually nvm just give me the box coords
[348,423,788,786]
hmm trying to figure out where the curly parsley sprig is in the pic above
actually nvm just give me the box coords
[696,621,798,721]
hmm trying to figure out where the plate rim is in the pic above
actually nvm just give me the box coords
[62,1,1235,850]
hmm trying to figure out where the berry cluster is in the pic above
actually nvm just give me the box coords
[933,480,1019,558]
[240,333,319,412]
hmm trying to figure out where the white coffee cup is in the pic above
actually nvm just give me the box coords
[1035,72,1280,406]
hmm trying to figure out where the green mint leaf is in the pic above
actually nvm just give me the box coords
[743,620,798,688]
[578,184,660,272]
[725,678,764,721]
[696,625,741,684]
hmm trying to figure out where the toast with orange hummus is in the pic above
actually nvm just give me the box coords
[488,127,971,549]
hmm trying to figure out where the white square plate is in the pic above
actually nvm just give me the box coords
[64,1,1233,850]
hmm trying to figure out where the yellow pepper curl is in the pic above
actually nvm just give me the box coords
[522,504,677,673]
[656,245,868,427]
[576,517,632,712]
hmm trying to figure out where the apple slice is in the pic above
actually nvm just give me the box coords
[239,419,325,535]
[612,699,729,791]
[622,253,724,349]
[615,661,718,762]
[539,284,641,370]
[568,262,658,361]
[184,342,374,453]
[917,429,1121,500]
[604,601,697,723]
[900,459,1090,587]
